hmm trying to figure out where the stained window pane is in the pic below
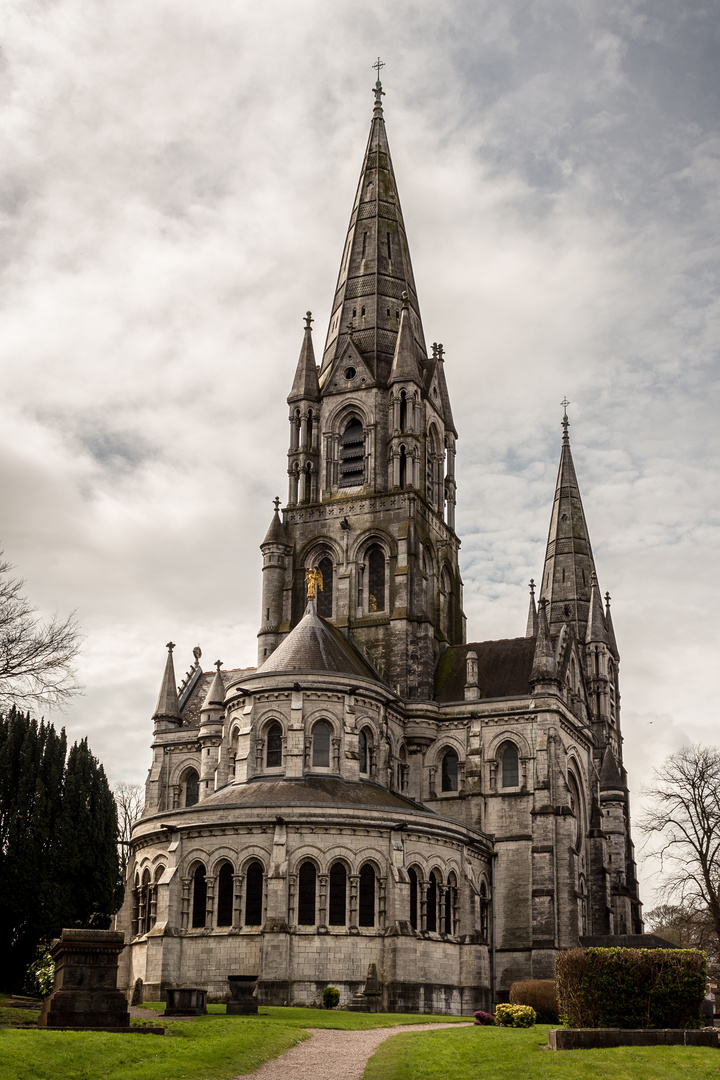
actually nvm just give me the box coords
[245,861,263,926]
[192,865,206,928]
[298,862,316,925]
[359,864,375,927]
[427,872,438,932]
[185,770,199,807]
[441,750,458,792]
[266,723,283,768]
[409,868,418,930]
[312,722,331,767]
[328,863,347,926]
[359,730,368,774]
[317,557,333,618]
[502,745,519,787]
[217,863,234,927]
[368,546,385,612]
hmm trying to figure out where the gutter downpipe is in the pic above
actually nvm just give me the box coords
[490,840,498,1011]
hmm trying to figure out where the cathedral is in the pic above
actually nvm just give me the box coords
[118,77,643,1015]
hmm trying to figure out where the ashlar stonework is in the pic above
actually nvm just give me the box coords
[116,78,642,1014]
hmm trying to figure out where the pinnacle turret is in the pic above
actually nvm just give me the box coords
[525,579,538,638]
[153,642,181,722]
[262,496,289,547]
[585,571,609,645]
[538,408,598,639]
[201,661,226,711]
[288,312,320,404]
[389,293,423,386]
[604,592,619,659]
[530,600,559,686]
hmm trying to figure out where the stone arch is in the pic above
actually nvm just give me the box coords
[497,740,521,789]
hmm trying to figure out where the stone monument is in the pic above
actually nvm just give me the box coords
[39,929,130,1029]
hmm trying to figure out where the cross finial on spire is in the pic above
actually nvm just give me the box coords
[166,641,175,653]
[432,342,438,358]
[273,495,281,513]
[604,591,611,610]
[561,396,570,441]
[529,578,535,596]
[214,659,223,672]
[304,311,313,331]
[437,343,445,360]
[372,57,385,111]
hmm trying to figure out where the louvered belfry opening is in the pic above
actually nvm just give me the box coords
[339,418,365,487]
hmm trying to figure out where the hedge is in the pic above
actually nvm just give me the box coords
[509,979,559,1023]
[494,1003,536,1027]
[556,947,707,1029]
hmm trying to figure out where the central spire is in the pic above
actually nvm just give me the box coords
[319,73,427,389]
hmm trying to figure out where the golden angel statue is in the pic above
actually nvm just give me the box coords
[305,566,324,600]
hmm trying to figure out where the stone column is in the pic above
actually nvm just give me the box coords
[180,877,191,930]
[318,874,329,929]
[232,873,244,928]
[349,875,359,928]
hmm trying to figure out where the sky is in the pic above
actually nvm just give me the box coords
[1,0,719,909]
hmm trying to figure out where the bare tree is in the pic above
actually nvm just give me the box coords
[645,903,718,962]
[640,745,720,960]
[0,552,82,710]
[114,781,145,878]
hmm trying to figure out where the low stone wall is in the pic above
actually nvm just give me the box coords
[548,1028,719,1051]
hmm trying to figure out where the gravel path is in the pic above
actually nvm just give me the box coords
[234,1022,472,1080]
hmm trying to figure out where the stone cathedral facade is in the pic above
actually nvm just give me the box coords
[118,80,642,1014]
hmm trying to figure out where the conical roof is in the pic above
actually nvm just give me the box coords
[599,744,624,793]
[525,580,538,638]
[288,312,320,404]
[201,665,226,710]
[530,600,559,684]
[153,642,181,721]
[259,600,379,680]
[319,79,427,389]
[262,500,289,547]
[585,572,609,645]
[538,414,598,639]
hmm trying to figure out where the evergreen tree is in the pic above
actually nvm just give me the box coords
[0,711,122,991]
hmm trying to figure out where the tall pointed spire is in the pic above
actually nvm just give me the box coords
[538,404,598,639]
[585,571,608,645]
[320,71,427,388]
[153,642,181,721]
[604,591,619,659]
[288,312,320,404]
[525,579,538,638]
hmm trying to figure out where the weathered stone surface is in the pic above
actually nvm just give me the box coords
[548,1028,719,1050]
[39,929,129,1029]
[165,987,207,1015]
[227,975,258,1015]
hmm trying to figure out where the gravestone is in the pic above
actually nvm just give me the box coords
[39,929,130,1029]
[131,978,144,1006]
[165,987,207,1016]
[227,975,258,1015]
[363,962,382,1013]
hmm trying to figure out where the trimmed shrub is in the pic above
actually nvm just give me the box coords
[473,1010,494,1025]
[509,980,559,1024]
[322,985,340,1010]
[556,947,707,1029]
[494,1003,536,1027]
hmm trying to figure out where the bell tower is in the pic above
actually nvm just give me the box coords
[257,75,464,699]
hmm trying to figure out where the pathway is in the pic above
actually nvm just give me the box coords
[234,1022,472,1080]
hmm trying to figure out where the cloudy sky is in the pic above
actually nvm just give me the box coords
[1,0,718,907]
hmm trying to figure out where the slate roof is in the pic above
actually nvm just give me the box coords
[180,667,256,727]
[200,775,435,814]
[258,601,379,681]
[435,638,537,703]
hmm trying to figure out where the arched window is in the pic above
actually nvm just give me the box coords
[359,864,375,927]
[445,872,458,935]
[245,860,263,926]
[568,772,583,851]
[329,863,347,926]
[266,723,283,769]
[368,545,386,612]
[312,721,331,768]
[479,881,489,940]
[298,861,316,925]
[501,744,519,788]
[399,390,407,432]
[184,769,199,808]
[358,729,369,775]
[316,556,333,619]
[441,749,458,792]
[427,871,439,932]
[427,427,439,507]
[140,869,151,934]
[307,408,314,449]
[440,567,452,637]
[408,867,419,930]
[132,874,140,936]
[217,862,234,927]
[150,864,164,931]
[339,418,365,487]
[399,444,407,487]
[191,864,207,928]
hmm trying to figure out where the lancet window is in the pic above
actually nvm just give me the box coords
[328,863,347,926]
[312,721,331,768]
[216,862,234,927]
[316,556,333,619]
[501,743,519,788]
[359,864,376,927]
[266,723,283,769]
[245,860,264,926]
[441,749,459,792]
[297,861,316,925]
[191,864,207,928]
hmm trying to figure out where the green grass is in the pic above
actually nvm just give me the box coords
[363,1024,720,1080]
[138,1001,469,1029]
[0,1004,468,1080]
[0,994,42,1028]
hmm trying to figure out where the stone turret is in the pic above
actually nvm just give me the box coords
[198,662,225,801]
[153,642,181,728]
[288,312,321,506]
[258,498,292,664]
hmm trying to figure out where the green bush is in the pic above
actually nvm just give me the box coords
[25,948,55,997]
[322,986,340,1010]
[508,980,558,1023]
[494,1003,536,1027]
[556,947,707,1029]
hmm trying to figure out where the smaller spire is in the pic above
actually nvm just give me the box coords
[201,660,225,711]
[525,579,538,638]
[531,600,559,685]
[585,571,609,645]
[599,744,624,793]
[604,591,620,659]
[262,497,289,546]
[288,311,320,404]
[389,292,423,386]
[153,641,181,721]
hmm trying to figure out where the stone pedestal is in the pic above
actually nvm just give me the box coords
[165,988,207,1016]
[39,929,129,1029]
[227,975,258,1015]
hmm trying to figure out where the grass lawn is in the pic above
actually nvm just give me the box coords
[363,1024,720,1080]
[0,1002,468,1080]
